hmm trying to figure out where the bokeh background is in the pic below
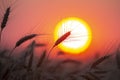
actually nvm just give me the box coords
[0,0,120,60]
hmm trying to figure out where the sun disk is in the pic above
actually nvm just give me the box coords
[54,17,92,54]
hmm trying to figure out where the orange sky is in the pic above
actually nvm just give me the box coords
[0,0,120,60]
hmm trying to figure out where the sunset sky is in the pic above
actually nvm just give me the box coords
[0,0,120,59]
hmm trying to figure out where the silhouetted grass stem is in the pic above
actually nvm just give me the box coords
[8,47,16,57]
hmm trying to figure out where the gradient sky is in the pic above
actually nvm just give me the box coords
[0,0,120,59]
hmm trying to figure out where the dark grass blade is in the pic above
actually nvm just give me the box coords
[19,41,39,65]
[9,34,38,56]
[1,7,10,30]
[24,44,35,58]
[0,7,10,43]
[27,41,35,71]
[15,34,38,48]
[36,50,46,68]
[8,47,15,57]
[90,55,111,70]
[15,33,47,48]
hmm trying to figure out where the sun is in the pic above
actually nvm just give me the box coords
[54,17,92,54]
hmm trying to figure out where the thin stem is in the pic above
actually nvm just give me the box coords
[8,47,16,57]
[0,29,2,44]
[46,46,54,60]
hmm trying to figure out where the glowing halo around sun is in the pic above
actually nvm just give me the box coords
[54,17,92,54]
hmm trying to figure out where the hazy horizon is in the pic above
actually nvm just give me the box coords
[0,0,120,57]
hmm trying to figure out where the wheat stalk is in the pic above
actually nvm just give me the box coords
[0,7,10,43]
[36,50,46,68]
[15,34,38,48]
[47,31,71,59]
[9,34,38,57]
[27,41,35,71]
[90,55,111,70]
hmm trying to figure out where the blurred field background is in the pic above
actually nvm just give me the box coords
[0,0,120,80]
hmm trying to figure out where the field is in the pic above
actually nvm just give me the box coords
[0,39,120,80]
[0,2,120,80]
